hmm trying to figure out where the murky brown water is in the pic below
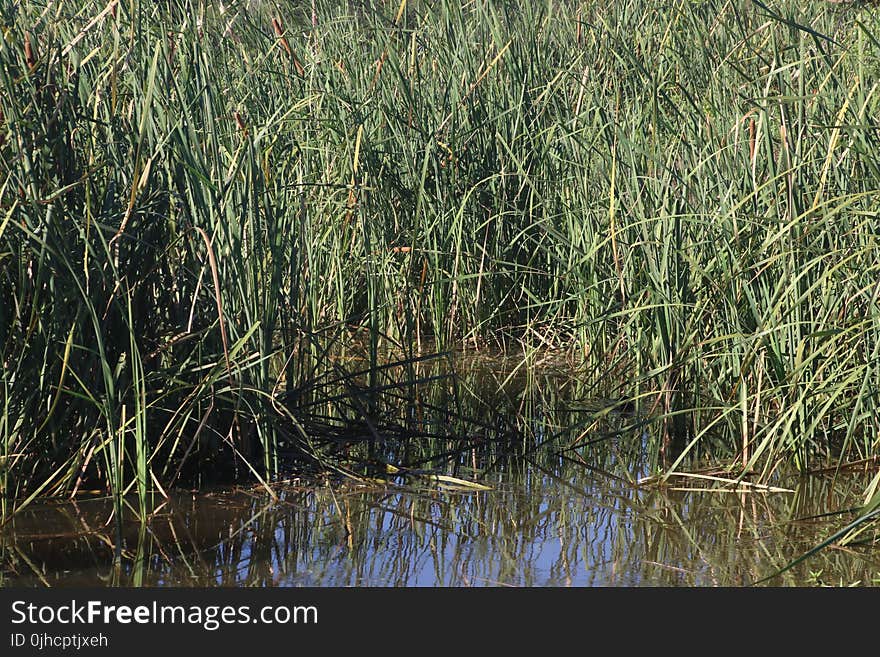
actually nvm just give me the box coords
[2,357,878,586]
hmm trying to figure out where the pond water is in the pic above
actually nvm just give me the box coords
[3,454,878,587]
[2,355,878,587]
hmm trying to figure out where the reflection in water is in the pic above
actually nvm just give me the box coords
[2,465,878,587]
[2,359,878,587]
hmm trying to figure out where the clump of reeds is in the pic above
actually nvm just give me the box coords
[2,0,880,521]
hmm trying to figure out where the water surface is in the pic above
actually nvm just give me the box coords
[2,358,878,586]
[2,462,877,586]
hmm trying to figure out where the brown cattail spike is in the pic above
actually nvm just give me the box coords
[272,18,292,57]
[272,17,304,76]
[234,110,248,138]
[24,33,36,69]
[748,117,756,162]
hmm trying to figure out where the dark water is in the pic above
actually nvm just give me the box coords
[2,357,878,586]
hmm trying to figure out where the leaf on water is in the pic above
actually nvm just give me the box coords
[428,474,493,491]
[639,471,793,493]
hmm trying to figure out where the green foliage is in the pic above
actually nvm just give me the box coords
[2,0,880,515]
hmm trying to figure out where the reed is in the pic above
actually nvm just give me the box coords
[2,0,880,519]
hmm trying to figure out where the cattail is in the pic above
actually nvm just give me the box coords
[748,117,756,162]
[24,33,36,69]
[272,17,304,76]
[272,18,292,57]
[234,110,248,138]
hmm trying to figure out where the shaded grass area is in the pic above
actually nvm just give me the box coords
[2,0,880,532]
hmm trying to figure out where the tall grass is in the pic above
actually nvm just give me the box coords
[2,0,880,517]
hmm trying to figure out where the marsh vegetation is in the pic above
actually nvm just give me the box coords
[1,0,879,575]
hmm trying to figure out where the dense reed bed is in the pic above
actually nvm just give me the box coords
[2,0,880,525]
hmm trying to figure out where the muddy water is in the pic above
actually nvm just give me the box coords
[1,358,878,586]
